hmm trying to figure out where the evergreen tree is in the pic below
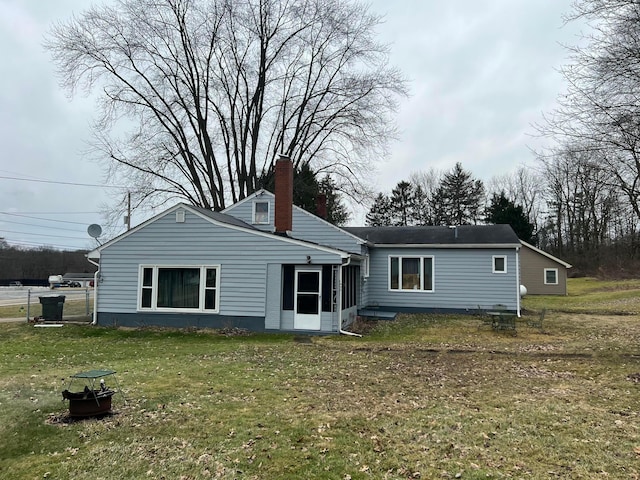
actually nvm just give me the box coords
[485,192,535,243]
[412,185,433,225]
[319,176,350,226]
[366,193,393,226]
[389,181,416,226]
[258,163,349,225]
[433,162,485,225]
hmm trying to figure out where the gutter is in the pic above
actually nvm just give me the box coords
[338,256,362,337]
[86,257,100,325]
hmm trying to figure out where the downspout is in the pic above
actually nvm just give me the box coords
[87,258,100,325]
[515,245,521,317]
[338,256,362,337]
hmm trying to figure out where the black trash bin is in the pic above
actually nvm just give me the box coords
[39,295,66,321]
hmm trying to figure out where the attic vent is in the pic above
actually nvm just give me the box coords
[176,210,185,223]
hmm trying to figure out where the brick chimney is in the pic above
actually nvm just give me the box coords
[315,193,327,219]
[274,154,293,233]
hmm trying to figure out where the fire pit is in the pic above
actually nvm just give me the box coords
[62,387,115,416]
[62,369,123,417]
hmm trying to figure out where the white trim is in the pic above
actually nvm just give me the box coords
[492,255,507,274]
[388,255,434,292]
[224,189,367,245]
[221,189,268,213]
[544,268,559,285]
[520,241,572,268]
[293,267,322,330]
[137,264,220,313]
[362,255,370,278]
[252,199,270,225]
[88,202,349,260]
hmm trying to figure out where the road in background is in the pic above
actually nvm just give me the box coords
[0,287,94,307]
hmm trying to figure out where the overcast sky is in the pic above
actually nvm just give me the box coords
[0,0,583,251]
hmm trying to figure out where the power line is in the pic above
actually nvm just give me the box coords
[0,212,99,226]
[0,211,101,214]
[0,228,90,240]
[0,175,127,189]
[0,218,87,233]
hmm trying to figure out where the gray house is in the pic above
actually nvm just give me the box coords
[87,156,522,333]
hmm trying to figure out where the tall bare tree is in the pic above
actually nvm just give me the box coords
[537,0,640,221]
[46,0,406,214]
[487,166,544,233]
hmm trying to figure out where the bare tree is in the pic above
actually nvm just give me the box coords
[487,166,544,233]
[46,0,406,214]
[538,143,622,265]
[537,0,640,222]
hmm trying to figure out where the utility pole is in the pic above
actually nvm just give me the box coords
[124,191,131,230]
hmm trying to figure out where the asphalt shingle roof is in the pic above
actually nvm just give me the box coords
[342,224,519,245]
[189,204,258,230]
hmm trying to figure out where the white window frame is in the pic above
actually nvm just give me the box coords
[362,255,370,278]
[544,268,558,285]
[388,255,434,292]
[252,201,270,225]
[492,255,507,274]
[138,265,220,313]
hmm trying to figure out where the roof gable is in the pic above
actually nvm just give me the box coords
[88,202,350,259]
[520,241,572,268]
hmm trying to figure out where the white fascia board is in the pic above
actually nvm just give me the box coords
[86,203,190,259]
[221,189,271,213]
[188,207,350,258]
[520,240,573,268]
[93,202,349,260]
[223,189,366,246]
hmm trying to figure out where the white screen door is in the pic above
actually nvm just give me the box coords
[294,268,322,330]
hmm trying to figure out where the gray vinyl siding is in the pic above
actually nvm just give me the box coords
[265,263,282,329]
[96,209,343,322]
[224,192,362,253]
[364,247,520,312]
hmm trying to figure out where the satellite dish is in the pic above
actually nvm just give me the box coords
[87,224,103,239]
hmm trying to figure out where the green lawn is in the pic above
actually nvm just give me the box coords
[522,277,640,314]
[1,301,639,478]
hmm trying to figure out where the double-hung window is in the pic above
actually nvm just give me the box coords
[389,256,433,292]
[253,201,270,224]
[139,265,220,312]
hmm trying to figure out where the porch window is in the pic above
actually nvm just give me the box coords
[544,268,558,285]
[139,265,220,312]
[253,201,270,224]
[493,255,507,273]
[389,256,433,292]
[341,265,359,309]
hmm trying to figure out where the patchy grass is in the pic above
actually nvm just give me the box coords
[523,277,640,315]
[1,311,639,479]
[0,298,91,320]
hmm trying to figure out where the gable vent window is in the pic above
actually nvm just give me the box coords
[176,210,186,223]
[253,201,270,224]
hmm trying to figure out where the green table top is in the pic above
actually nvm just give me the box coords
[71,369,116,379]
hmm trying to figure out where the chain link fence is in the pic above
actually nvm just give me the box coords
[25,288,94,322]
